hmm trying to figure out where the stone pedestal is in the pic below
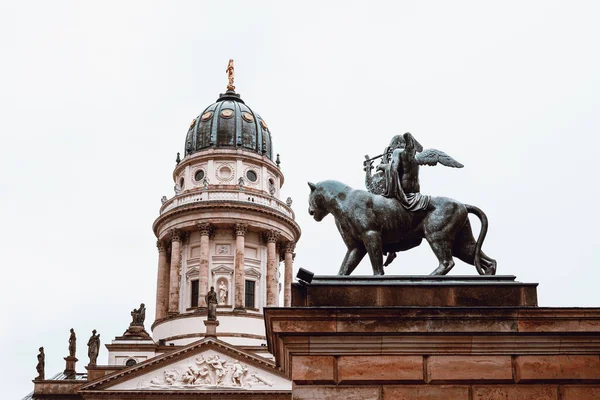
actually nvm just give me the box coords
[265,275,600,400]
[117,324,151,340]
[203,319,220,338]
[63,356,78,378]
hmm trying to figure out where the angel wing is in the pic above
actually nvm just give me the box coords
[415,148,464,168]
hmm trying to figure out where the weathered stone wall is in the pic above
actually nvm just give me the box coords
[291,354,600,399]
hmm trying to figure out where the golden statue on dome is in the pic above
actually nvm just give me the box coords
[226,59,235,91]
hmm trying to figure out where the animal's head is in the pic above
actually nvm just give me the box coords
[307,181,330,222]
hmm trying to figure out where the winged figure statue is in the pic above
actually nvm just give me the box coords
[364,132,463,207]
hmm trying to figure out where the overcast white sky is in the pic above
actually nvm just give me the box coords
[2,1,600,398]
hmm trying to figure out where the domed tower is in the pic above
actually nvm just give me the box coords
[151,61,300,347]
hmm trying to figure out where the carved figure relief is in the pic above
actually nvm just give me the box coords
[216,244,231,255]
[146,353,274,389]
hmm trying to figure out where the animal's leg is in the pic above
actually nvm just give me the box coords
[383,252,397,267]
[427,239,455,275]
[363,231,384,275]
[338,246,367,275]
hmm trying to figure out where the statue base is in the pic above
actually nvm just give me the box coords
[266,274,600,399]
[203,319,219,338]
[63,356,78,378]
[117,324,152,340]
[292,274,538,307]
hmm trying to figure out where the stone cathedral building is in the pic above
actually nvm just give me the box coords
[26,64,300,399]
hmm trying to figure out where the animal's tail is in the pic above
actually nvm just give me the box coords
[465,204,489,275]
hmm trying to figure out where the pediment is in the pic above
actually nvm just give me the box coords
[211,265,234,275]
[80,338,290,392]
[245,267,261,278]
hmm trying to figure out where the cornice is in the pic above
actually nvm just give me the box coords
[153,201,301,240]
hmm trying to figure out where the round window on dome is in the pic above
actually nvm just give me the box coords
[242,112,254,122]
[194,169,205,182]
[246,170,258,182]
[221,109,234,118]
[201,111,213,121]
[260,120,268,130]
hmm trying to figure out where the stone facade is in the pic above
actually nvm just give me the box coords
[265,276,600,400]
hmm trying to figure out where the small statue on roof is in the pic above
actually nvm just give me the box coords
[35,347,45,380]
[226,59,235,91]
[131,303,146,326]
[87,330,100,366]
[68,328,76,358]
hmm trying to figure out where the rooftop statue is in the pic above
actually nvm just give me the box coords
[131,303,146,326]
[68,328,76,358]
[35,347,45,381]
[309,133,496,276]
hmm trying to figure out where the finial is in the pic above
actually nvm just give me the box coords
[176,152,181,164]
[226,59,235,91]
[276,153,281,167]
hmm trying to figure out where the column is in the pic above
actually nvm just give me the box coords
[265,230,279,307]
[283,242,295,307]
[197,222,212,307]
[155,240,169,320]
[168,229,182,315]
[234,223,247,310]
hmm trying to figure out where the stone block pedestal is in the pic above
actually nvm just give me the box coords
[204,319,220,337]
[265,275,600,400]
[63,356,78,378]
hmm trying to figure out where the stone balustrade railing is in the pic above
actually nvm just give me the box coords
[160,189,295,219]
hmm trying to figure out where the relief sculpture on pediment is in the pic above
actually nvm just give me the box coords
[147,354,273,389]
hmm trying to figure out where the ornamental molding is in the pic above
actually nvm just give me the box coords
[245,267,262,279]
[211,265,234,276]
[215,162,235,183]
[185,266,199,281]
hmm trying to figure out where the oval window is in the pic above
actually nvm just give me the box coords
[125,358,137,367]
[221,109,234,118]
[242,112,254,122]
[201,111,213,121]
[246,170,258,182]
[194,169,205,182]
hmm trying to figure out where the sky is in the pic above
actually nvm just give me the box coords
[2,1,600,398]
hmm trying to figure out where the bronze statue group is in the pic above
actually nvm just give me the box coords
[308,132,497,276]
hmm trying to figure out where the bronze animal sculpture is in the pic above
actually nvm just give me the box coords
[308,180,496,276]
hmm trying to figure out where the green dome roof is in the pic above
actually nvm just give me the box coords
[184,90,274,160]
